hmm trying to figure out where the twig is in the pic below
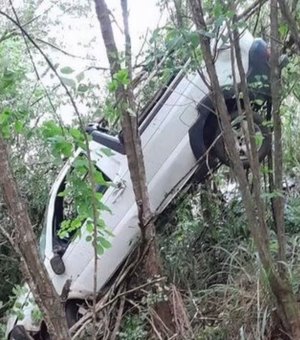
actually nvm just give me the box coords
[126,298,164,340]
[36,37,100,62]
[108,9,124,34]
[110,296,126,340]
[8,2,66,134]
[0,222,14,245]
[146,313,164,340]
[133,28,150,68]
[71,275,165,339]
[85,65,110,72]
[171,284,193,339]
[236,0,268,22]
[149,307,172,337]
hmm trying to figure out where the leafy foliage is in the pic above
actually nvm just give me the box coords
[118,315,148,340]
[56,154,113,256]
[1,0,300,338]
[156,176,300,338]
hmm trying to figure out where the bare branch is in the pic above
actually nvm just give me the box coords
[36,37,100,62]
[236,0,268,22]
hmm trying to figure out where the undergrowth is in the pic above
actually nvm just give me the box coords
[119,174,300,340]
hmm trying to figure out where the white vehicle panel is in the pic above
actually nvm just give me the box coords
[148,134,197,212]
[45,30,256,297]
[71,213,140,297]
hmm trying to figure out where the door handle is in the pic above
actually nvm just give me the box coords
[112,180,126,203]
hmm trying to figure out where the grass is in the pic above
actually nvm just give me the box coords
[153,174,300,339]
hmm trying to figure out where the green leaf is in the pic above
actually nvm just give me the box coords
[57,190,66,197]
[0,109,11,125]
[1,125,10,138]
[96,244,104,256]
[114,69,129,85]
[73,157,88,169]
[279,23,288,37]
[42,121,63,138]
[186,31,200,49]
[61,66,75,74]
[86,221,94,233]
[99,237,111,249]
[70,217,83,230]
[108,79,119,93]
[51,136,73,157]
[1,70,16,89]
[77,84,89,92]
[254,131,263,147]
[15,120,23,133]
[86,235,92,242]
[94,170,106,185]
[49,135,73,157]
[98,201,111,213]
[70,128,82,140]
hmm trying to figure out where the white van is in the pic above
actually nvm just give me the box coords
[7,30,273,339]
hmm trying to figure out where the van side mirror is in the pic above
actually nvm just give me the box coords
[50,253,65,275]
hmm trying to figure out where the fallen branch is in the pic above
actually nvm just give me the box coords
[71,275,165,338]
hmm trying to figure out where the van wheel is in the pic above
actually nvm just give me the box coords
[213,111,271,167]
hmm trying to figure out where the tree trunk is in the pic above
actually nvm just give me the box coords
[270,0,286,267]
[0,137,70,340]
[94,0,175,335]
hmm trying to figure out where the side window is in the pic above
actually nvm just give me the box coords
[52,162,111,255]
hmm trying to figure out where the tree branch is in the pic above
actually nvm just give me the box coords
[278,0,300,53]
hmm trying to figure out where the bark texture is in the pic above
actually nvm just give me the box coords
[0,137,70,339]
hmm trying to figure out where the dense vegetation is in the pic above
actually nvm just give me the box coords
[0,0,300,339]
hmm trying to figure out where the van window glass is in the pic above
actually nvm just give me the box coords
[52,160,110,254]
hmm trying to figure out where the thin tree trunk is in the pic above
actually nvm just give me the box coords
[0,137,70,340]
[188,0,300,337]
[278,0,300,53]
[94,0,175,335]
[269,1,300,336]
[270,0,286,265]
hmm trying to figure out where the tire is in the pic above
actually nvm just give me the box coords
[213,111,271,167]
